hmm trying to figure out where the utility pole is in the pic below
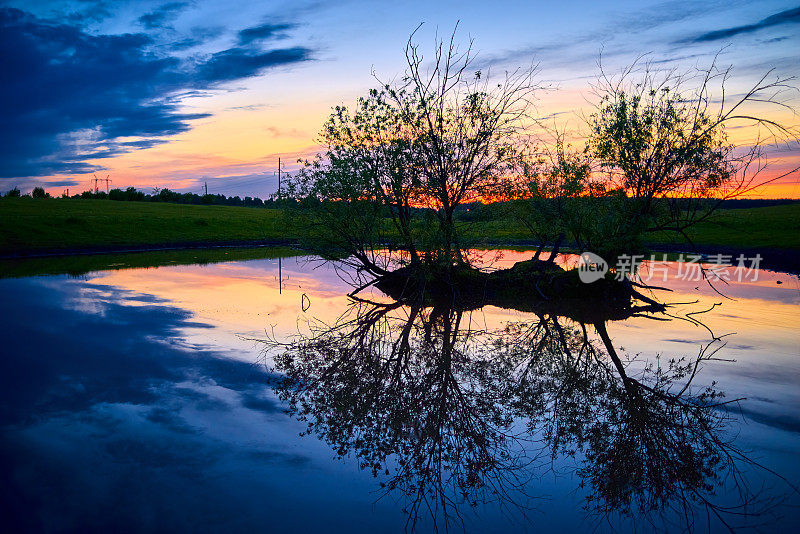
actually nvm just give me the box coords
[103,175,111,193]
[271,158,284,201]
[91,174,99,193]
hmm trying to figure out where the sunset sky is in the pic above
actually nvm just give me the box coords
[2,0,799,198]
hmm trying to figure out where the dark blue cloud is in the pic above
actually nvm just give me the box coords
[240,391,281,414]
[0,7,313,179]
[0,8,200,177]
[196,46,311,82]
[69,0,114,23]
[137,1,189,29]
[680,6,800,43]
[167,25,224,51]
[238,22,295,45]
[26,0,117,26]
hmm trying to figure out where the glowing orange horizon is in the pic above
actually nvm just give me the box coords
[25,86,800,201]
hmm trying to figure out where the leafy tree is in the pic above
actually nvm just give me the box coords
[586,58,798,253]
[289,89,425,278]
[512,58,798,265]
[31,186,48,198]
[157,188,181,203]
[109,187,145,201]
[5,187,20,197]
[512,136,594,262]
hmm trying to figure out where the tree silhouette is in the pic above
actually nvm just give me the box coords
[512,57,799,264]
[288,26,538,282]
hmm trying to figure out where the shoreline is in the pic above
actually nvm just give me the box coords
[0,238,301,260]
[2,239,797,274]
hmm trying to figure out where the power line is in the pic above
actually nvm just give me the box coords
[90,174,111,193]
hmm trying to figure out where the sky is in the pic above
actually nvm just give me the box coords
[1,0,799,198]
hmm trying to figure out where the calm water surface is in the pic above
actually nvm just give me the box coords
[1,251,798,532]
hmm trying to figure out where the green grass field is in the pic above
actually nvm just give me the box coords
[1,198,798,256]
[0,198,297,253]
[461,203,800,250]
[662,203,800,249]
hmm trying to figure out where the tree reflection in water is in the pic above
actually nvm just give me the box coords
[262,295,790,532]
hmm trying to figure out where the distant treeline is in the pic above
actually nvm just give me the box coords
[2,185,798,211]
[2,186,280,207]
[712,198,800,209]
[453,197,800,221]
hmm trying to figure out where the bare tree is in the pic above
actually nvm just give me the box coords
[288,25,539,283]
[381,25,538,268]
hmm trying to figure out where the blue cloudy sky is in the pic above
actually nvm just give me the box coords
[1,0,798,197]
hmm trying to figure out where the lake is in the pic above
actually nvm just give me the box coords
[1,250,798,532]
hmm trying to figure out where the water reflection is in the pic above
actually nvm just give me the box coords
[0,276,403,533]
[1,254,797,532]
[266,292,794,531]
